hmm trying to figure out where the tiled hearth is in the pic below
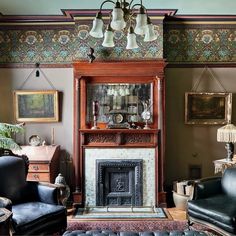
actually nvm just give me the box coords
[85,148,156,207]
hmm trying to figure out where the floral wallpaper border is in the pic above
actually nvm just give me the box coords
[164,23,236,63]
[0,21,235,64]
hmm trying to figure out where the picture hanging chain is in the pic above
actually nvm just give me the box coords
[191,66,226,92]
[19,63,56,90]
[19,68,36,90]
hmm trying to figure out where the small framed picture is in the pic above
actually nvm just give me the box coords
[13,90,59,123]
[185,92,232,125]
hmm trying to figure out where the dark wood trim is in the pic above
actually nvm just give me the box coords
[166,63,236,68]
[1,9,235,25]
[165,15,236,22]
[0,63,73,69]
[0,9,176,24]
[1,62,235,69]
[73,60,166,78]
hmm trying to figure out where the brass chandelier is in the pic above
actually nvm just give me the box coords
[89,0,157,49]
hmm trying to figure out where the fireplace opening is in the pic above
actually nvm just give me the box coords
[96,159,143,206]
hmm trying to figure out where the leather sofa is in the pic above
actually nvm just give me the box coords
[188,167,236,236]
[63,230,208,236]
[0,151,67,235]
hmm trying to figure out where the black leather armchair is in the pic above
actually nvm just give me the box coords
[187,167,236,236]
[0,151,67,235]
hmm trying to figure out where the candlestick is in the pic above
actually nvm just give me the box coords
[51,127,55,145]
[91,101,99,130]
[92,101,99,116]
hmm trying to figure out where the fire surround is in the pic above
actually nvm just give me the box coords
[84,148,155,207]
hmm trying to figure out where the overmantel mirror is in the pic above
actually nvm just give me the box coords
[86,82,153,129]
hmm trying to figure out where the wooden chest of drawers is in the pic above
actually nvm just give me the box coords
[18,145,60,183]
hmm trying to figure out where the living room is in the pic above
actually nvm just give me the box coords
[0,0,235,235]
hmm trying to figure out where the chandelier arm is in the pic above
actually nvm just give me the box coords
[130,3,147,13]
[99,0,116,11]
[129,0,144,9]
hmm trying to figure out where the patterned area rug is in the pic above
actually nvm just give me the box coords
[67,219,186,232]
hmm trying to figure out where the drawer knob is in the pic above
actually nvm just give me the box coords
[32,165,39,170]
[33,174,39,179]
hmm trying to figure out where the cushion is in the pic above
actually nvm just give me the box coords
[12,201,66,234]
[188,194,236,234]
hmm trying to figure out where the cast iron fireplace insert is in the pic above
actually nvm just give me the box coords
[96,159,143,206]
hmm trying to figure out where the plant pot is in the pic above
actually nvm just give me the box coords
[172,191,190,210]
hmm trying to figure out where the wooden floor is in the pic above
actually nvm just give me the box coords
[167,208,187,221]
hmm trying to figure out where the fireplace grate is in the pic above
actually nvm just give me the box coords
[96,159,143,206]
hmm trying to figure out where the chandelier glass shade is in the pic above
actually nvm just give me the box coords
[89,0,158,49]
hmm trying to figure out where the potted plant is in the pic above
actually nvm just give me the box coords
[0,123,24,154]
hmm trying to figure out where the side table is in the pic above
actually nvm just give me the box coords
[0,208,12,236]
[213,158,236,174]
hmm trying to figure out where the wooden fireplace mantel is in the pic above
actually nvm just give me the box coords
[80,129,158,147]
[73,60,167,207]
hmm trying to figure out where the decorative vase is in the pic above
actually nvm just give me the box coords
[54,173,70,206]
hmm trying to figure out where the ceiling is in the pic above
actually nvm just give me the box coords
[0,0,236,15]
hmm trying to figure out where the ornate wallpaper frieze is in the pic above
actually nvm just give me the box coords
[0,23,163,64]
[164,24,236,63]
[0,20,235,65]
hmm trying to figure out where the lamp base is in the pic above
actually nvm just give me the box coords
[225,142,234,161]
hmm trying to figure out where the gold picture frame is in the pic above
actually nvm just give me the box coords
[13,90,59,123]
[185,92,232,125]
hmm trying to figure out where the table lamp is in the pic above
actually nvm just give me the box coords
[217,123,236,161]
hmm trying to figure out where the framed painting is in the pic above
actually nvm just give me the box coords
[13,90,59,122]
[185,92,232,125]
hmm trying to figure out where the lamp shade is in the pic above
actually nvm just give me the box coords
[134,7,147,35]
[144,23,157,42]
[102,27,115,47]
[217,124,236,143]
[89,17,104,38]
[111,7,126,31]
[126,27,139,49]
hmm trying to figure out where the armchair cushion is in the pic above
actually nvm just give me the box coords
[12,202,66,235]
[27,181,60,204]
[188,194,235,226]
[187,167,236,235]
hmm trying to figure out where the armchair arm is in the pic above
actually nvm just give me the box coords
[0,197,12,210]
[193,176,222,200]
[27,181,61,205]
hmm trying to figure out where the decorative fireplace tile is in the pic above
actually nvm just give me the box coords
[85,148,155,207]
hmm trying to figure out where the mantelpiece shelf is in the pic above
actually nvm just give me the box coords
[80,129,158,147]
